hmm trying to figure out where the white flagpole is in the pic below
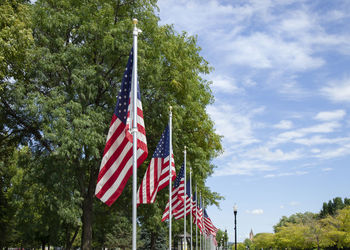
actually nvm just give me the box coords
[199,193,201,250]
[204,202,206,250]
[169,106,173,250]
[195,184,198,250]
[132,18,140,250]
[190,167,192,250]
[184,146,187,250]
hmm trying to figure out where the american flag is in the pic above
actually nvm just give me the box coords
[137,125,176,204]
[161,164,186,221]
[204,209,218,236]
[212,235,218,246]
[193,194,204,232]
[95,48,148,206]
[173,179,192,219]
[191,191,197,218]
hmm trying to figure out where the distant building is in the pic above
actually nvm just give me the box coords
[249,229,254,241]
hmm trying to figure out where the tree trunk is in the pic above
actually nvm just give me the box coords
[66,226,79,250]
[81,189,93,249]
[150,232,157,250]
[81,166,98,250]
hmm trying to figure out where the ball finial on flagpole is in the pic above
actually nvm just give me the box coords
[169,106,172,112]
[133,18,138,25]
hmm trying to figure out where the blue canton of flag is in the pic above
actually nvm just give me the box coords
[153,126,170,157]
[173,164,184,188]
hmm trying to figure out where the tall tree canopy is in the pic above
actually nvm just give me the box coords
[0,0,222,248]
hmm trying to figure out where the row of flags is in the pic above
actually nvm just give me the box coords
[94,45,218,246]
[161,163,219,244]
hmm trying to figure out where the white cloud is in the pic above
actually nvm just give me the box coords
[159,0,350,180]
[321,78,350,103]
[272,122,341,145]
[301,122,341,134]
[316,143,350,159]
[264,171,308,178]
[246,209,264,215]
[243,146,303,162]
[225,32,324,71]
[294,136,350,146]
[311,148,321,153]
[158,0,341,73]
[274,120,293,129]
[324,10,347,21]
[314,110,346,121]
[322,168,333,172]
[289,201,300,206]
[158,0,240,36]
[211,75,242,93]
[207,103,261,146]
[213,160,275,176]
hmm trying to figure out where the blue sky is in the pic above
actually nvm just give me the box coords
[157,0,350,242]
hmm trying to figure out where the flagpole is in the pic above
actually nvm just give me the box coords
[184,146,187,250]
[204,206,206,250]
[132,18,140,250]
[190,167,192,250]
[195,184,198,250]
[169,106,173,250]
[199,193,201,250]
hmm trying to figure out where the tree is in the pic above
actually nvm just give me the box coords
[252,233,275,249]
[322,206,350,248]
[243,238,252,249]
[303,215,330,250]
[0,146,19,248]
[275,223,310,249]
[1,0,222,248]
[235,242,246,250]
[0,0,33,85]
[216,229,224,247]
[0,1,33,246]
[274,211,316,232]
[320,197,349,218]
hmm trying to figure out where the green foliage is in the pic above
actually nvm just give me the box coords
[243,238,252,248]
[252,233,275,249]
[273,211,317,232]
[243,199,350,250]
[0,146,19,247]
[322,206,350,248]
[1,0,222,248]
[0,0,33,83]
[320,196,350,218]
[216,229,224,247]
[235,242,246,250]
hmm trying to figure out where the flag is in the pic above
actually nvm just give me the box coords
[137,125,176,204]
[204,209,218,236]
[95,48,148,206]
[161,164,186,221]
[193,195,204,232]
[173,179,192,219]
[212,235,218,246]
[191,191,197,218]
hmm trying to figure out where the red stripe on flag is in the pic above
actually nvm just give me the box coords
[97,129,128,183]
[96,139,132,199]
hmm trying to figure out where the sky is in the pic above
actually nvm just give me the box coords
[157,0,350,242]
